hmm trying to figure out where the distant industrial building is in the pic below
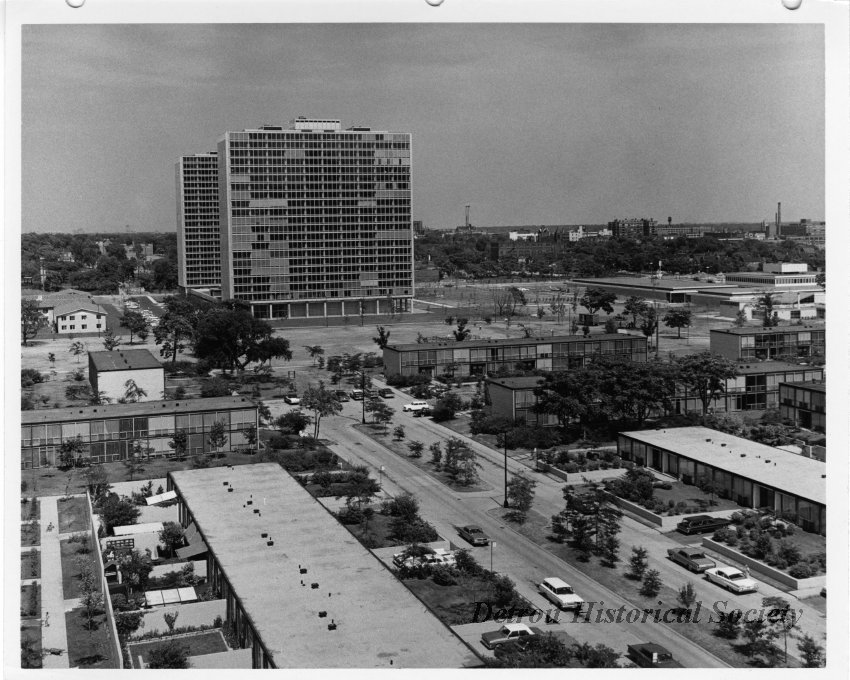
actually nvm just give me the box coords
[617,427,825,534]
[167,464,479,668]
[723,263,817,288]
[88,349,165,403]
[383,333,647,378]
[20,396,257,468]
[779,380,826,433]
[608,218,658,239]
[709,325,825,361]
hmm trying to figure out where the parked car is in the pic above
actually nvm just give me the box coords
[392,548,457,569]
[283,394,300,405]
[334,390,350,402]
[412,407,432,417]
[458,525,489,546]
[676,515,731,535]
[626,643,684,668]
[402,400,430,412]
[480,623,543,650]
[652,480,673,490]
[378,388,394,399]
[537,577,584,611]
[349,389,364,400]
[705,567,759,594]
[666,548,716,573]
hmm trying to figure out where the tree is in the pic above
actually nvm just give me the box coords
[301,381,343,439]
[100,493,141,533]
[623,295,649,328]
[159,522,186,558]
[443,437,480,486]
[163,611,179,633]
[373,326,391,349]
[275,410,312,436]
[392,424,406,441]
[506,473,537,523]
[429,442,443,468]
[101,327,121,351]
[147,640,190,669]
[592,357,678,427]
[407,440,424,458]
[677,582,697,611]
[59,436,86,469]
[492,633,572,668]
[696,474,720,506]
[599,533,620,567]
[85,464,111,503]
[207,420,227,456]
[76,559,104,630]
[304,345,325,366]
[153,296,199,365]
[193,302,278,372]
[243,424,258,452]
[713,611,741,640]
[247,336,293,368]
[638,305,658,344]
[571,643,620,668]
[453,318,471,341]
[117,548,153,595]
[534,369,599,431]
[742,616,778,664]
[626,546,649,580]
[69,340,86,363]
[734,308,748,327]
[48,352,56,367]
[168,429,188,459]
[797,634,825,668]
[123,451,144,481]
[675,351,739,414]
[580,287,617,316]
[763,596,800,667]
[21,299,46,345]
[570,515,594,559]
[337,466,381,510]
[120,310,149,345]
[123,379,148,403]
[662,308,692,338]
[756,292,780,328]
[640,569,662,597]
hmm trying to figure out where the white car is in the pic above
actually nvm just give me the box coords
[402,400,430,412]
[705,567,759,594]
[537,577,584,610]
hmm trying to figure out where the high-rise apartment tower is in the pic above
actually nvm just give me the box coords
[176,151,222,295]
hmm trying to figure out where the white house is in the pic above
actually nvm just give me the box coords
[54,301,108,335]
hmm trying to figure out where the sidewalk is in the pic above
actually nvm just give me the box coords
[38,496,70,668]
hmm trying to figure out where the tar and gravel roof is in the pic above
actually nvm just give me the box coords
[21,396,256,425]
[709,325,824,336]
[619,427,825,505]
[89,349,163,372]
[386,333,641,353]
[167,463,479,668]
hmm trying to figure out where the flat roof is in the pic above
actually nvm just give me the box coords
[168,464,479,668]
[22,396,256,425]
[89,349,163,372]
[710,324,824,336]
[387,333,640,353]
[779,380,826,393]
[619,427,825,505]
[731,360,824,375]
[573,276,735,291]
[486,376,545,389]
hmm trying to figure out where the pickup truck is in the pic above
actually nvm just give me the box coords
[480,623,544,650]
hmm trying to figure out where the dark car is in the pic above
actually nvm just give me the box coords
[666,547,716,573]
[627,643,683,668]
[412,407,432,417]
[334,390,350,402]
[458,525,489,546]
[676,515,731,536]
[378,388,394,399]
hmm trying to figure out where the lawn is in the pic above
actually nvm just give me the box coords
[21,521,40,547]
[403,574,519,626]
[652,483,739,514]
[127,630,228,668]
[65,608,119,669]
[489,507,802,668]
[21,622,43,669]
[20,583,40,619]
[58,496,90,533]
[20,498,40,521]
[337,511,403,549]
[60,536,96,599]
[353,424,494,493]
[21,550,41,580]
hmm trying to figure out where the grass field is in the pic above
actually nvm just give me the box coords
[21,550,41,580]
[20,498,40,521]
[60,537,95,600]
[65,608,119,669]
[127,630,228,668]
[20,622,43,669]
[20,583,40,619]
[57,496,90,533]
[21,521,40,547]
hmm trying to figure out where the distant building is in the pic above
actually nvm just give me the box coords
[724,263,817,288]
[88,349,165,403]
[383,333,648,378]
[176,151,222,295]
[617,426,825,534]
[608,218,658,239]
[779,380,825,433]
[20,396,258,468]
[709,325,825,361]
[54,300,108,335]
[485,376,559,427]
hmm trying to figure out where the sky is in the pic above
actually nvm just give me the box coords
[21,23,824,233]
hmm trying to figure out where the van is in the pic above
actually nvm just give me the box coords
[675,515,730,536]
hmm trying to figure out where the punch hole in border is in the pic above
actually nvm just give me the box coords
[425,0,445,7]
[781,0,802,10]
[67,0,85,8]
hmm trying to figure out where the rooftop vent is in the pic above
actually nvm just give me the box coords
[765,459,771,464]
[740,453,746,457]
[261,532,268,538]
[318,611,327,618]
[328,620,337,631]
[247,500,253,505]
[267,540,274,546]
[253,508,259,514]
[228,488,233,493]
[223,482,228,486]
[721,443,727,447]
[311,583,319,589]
[300,567,307,574]
[822,474,826,478]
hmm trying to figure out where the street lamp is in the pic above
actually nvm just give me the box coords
[490,541,496,573]
[379,465,385,489]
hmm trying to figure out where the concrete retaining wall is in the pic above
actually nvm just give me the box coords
[702,538,826,590]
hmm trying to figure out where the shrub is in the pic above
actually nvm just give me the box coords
[21,369,44,388]
[431,565,459,586]
[776,540,802,566]
[788,563,813,579]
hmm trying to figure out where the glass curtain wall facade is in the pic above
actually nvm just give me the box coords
[217,118,413,319]
[177,152,222,292]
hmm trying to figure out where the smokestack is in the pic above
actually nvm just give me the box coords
[776,202,781,238]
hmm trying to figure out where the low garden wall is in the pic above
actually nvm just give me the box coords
[138,599,226,636]
[614,496,740,531]
[702,538,826,590]
[86,490,123,669]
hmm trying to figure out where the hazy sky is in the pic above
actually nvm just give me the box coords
[21,23,823,233]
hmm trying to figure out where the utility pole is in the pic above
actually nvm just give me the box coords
[502,430,509,508]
